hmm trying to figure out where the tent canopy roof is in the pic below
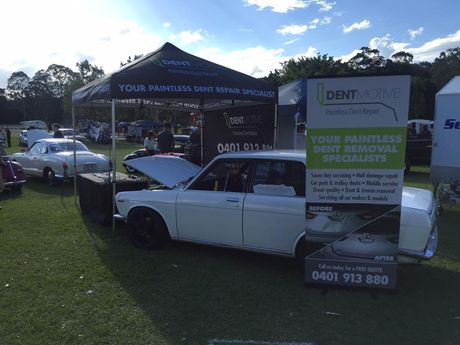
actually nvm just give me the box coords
[72,42,277,110]
[278,78,307,106]
[437,75,460,96]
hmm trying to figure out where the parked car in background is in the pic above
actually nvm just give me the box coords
[58,128,87,142]
[114,151,438,264]
[19,130,28,146]
[122,135,190,173]
[405,136,432,174]
[11,138,110,186]
[1,157,27,191]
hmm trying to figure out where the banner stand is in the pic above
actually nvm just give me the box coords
[304,75,411,291]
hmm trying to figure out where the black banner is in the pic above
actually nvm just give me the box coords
[203,104,275,163]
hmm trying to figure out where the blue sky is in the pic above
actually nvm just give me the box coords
[1,0,460,88]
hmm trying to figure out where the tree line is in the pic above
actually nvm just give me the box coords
[1,47,460,124]
[264,46,460,120]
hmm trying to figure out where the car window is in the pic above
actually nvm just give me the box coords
[39,144,48,154]
[250,160,305,197]
[29,142,44,154]
[189,159,250,193]
[48,142,88,152]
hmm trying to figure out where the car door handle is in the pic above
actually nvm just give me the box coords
[226,197,239,203]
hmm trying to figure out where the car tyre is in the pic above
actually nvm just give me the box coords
[44,168,57,186]
[127,207,169,249]
[295,238,324,267]
[12,184,23,192]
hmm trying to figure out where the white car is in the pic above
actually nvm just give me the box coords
[58,128,87,142]
[114,151,438,264]
[11,138,110,185]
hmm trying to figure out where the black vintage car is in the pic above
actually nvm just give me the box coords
[405,136,432,174]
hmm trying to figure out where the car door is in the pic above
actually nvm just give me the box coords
[243,160,306,255]
[20,142,44,176]
[176,159,250,246]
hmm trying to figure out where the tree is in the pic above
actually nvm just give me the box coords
[348,47,386,71]
[46,64,79,97]
[391,51,414,64]
[6,71,30,100]
[76,59,105,84]
[120,54,143,67]
[431,47,460,90]
[264,53,350,85]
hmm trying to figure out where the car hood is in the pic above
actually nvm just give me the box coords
[124,155,201,188]
[401,186,434,212]
[27,129,52,148]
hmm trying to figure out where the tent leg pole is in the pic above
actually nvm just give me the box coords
[111,100,117,233]
[273,104,278,149]
[72,106,77,205]
[200,99,204,167]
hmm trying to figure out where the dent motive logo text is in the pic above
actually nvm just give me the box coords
[316,82,401,121]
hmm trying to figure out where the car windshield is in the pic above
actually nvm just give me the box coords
[48,142,88,152]
[60,129,74,136]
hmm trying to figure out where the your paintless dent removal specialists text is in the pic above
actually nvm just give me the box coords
[311,133,403,163]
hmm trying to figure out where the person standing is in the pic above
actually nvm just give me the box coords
[0,128,6,156]
[5,128,11,148]
[53,124,64,138]
[143,130,157,155]
[157,123,174,153]
[189,127,201,165]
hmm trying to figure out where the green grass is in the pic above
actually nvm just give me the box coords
[1,130,459,345]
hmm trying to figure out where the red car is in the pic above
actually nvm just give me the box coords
[1,157,26,191]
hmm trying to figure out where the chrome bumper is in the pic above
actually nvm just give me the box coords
[4,180,26,187]
[399,225,438,260]
[113,213,126,222]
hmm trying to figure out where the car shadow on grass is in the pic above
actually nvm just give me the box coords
[23,179,75,197]
[79,216,460,345]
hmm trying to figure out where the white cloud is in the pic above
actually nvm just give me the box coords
[321,16,332,24]
[169,29,205,45]
[368,34,409,58]
[284,38,301,45]
[336,49,361,62]
[293,47,318,60]
[405,29,460,61]
[277,17,329,36]
[242,0,335,13]
[196,45,287,78]
[408,27,424,40]
[238,28,255,33]
[315,1,336,12]
[277,24,308,35]
[0,0,163,87]
[163,22,171,28]
[195,44,319,78]
[243,0,308,13]
[338,30,460,63]
[342,20,371,34]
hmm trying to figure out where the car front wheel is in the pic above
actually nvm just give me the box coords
[44,168,57,186]
[127,208,169,249]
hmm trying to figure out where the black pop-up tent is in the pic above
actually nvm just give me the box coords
[71,42,278,222]
[73,42,277,107]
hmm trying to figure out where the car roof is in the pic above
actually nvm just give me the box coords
[217,150,306,162]
[37,138,82,144]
